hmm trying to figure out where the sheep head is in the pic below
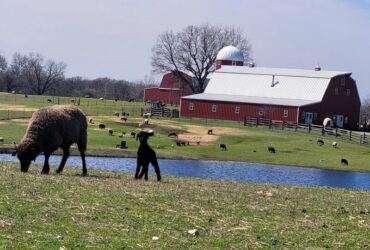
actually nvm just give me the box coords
[13,141,40,172]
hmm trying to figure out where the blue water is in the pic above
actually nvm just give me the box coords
[2,153,370,190]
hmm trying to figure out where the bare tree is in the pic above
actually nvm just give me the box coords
[14,53,66,95]
[151,24,252,93]
[0,54,7,71]
[360,96,370,125]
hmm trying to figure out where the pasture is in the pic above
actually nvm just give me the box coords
[0,92,369,172]
[0,162,370,249]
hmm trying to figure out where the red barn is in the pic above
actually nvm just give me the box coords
[180,65,361,130]
[144,72,194,105]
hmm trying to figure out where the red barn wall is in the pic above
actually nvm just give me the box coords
[181,99,298,122]
[144,88,185,105]
[299,75,361,129]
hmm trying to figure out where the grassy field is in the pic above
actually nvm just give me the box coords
[0,162,370,249]
[0,111,369,172]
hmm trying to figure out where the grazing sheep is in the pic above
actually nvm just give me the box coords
[138,122,144,128]
[11,90,16,94]
[268,146,276,153]
[12,105,88,175]
[99,97,104,101]
[317,139,324,146]
[220,144,227,151]
[130,131,136,138]
[135,131,161,181]
[47,99,52,102]
[120,117,127,122]
[207,129,213,135]
[168,132,178,137]
[0,137,4,142]
[144,119,149,125]
[108,129,113,136]
[98,123,106,129]
[341,158,349,166]
[332,141,338,148]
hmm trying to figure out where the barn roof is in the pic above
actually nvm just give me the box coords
[182,66,351,107]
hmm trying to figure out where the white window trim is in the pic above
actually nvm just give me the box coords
[189,102,194,111]
[211,104,217,113]
[283,110,288,118]
[235,106,240,114]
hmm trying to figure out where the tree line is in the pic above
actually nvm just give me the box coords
[0,52,156,100]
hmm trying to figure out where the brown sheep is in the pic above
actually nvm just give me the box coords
[12,105,88,175]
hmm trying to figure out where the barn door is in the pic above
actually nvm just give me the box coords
[336,115,344,128]
[305,112,313,125]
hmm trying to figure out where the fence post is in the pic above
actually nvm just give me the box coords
[308,124,312,133]
[349,131,352,141]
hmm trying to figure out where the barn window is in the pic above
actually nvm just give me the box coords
[235,106,240,114]
[334,87,339,95]
[341,77,346,86]
[258,110,264,117]
[283,110,288,118]
[346,89,351,96]
[301,112,305,119]
[188,102,194,111]
[232,61,237,66]
[211,104,217,113]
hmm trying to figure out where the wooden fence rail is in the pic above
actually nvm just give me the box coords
[244,117,369,146]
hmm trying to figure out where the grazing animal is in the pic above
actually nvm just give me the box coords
[220,144,227,151]
[128,98,135,102]
[332,141,338,148]
[98,123,106,129]
[268,146,276,153]
[144,119,149,125]
[207,129,213,135]
[168,132,178,137]
[130,131,136,138]
[120,117,127,122]
[47,99,52,102]
[317,139,324,146]
[108,129,113,136]
[99,97,104,101]
[341,158,349,166]
[12,105,88,175]
[196,141,200,145]
[135,131,161,181]
[88,118,94,124]
[24,94,28,98]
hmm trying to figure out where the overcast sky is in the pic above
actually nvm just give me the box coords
[1,0,369,99]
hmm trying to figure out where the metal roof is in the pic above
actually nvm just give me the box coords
[187,66,352,106]
[182,93,319,107]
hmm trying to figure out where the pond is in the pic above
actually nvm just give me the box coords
[1,153,370,190]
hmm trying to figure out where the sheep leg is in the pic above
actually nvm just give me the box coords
[138,162,149,181]
[41,152,51,174]
[150,157,161,181]
[135,158,142,179]
[56,147,70,174]
[77,142,87,176]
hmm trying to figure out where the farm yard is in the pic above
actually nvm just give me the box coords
[0,93,370,249]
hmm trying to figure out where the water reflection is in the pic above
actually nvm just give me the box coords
[2,153,370,190]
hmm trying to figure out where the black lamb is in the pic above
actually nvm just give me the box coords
[135,131,161,181]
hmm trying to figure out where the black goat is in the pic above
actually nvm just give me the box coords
[130,131,136,138]
[341,158,349,166]
[168,132,178,137]
[220,144,227,151]
[317,139,324,146]
[108,129,113,136]
[135,131,161,181]
[268,146,276,153]
[207,129,213,135]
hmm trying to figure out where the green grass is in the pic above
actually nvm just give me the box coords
[0,91,369,171]
[0,162,370,249]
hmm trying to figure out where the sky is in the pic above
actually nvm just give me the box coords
[0,0,370,99]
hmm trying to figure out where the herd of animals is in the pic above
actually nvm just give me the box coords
[11,105,350,181]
